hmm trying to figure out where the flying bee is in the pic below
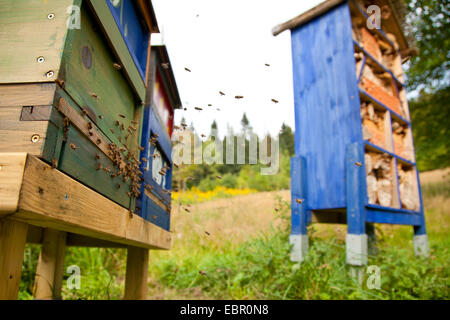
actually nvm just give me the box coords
[235,95,244,99]
[219,91,225,96]
[201,134,206,138]
[98,115,104,120]
[142,157,147,163]
[205,231,211,236]
[184,67,191,72]
[82,108,88,116]
[70,143,77,150]
[216,175,222,180]
[91,93,98,99]
[103,167,111,173]
[51,158,58,168]
[113,63,122,70]
[184,208,190,213]
[208,104,212,107]
[138,146,145,151]
[96,163,102,171]
[161,63,170,69]
[174,125,181,130]
[195,107,203,111]
[296,198,304,204]
[119,114,126,119]
[199,271,207,276]
[271,99,279,104]
[115,120,120,126]
[95,155,101,160]
[110,128,115,134]
[355,162,363,167]
[265,63,270,67]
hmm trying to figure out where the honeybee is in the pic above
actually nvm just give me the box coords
[271,99,279,104]
[138,146,145,151]
[199,271,207,276]
[219,91,225,96]
[296,198,304,204]
[161,63,169,69]
[216,175,222,180]
[195,107,203,111]
[113,63,122,70]
[184,208,190,213]
[82,108,88,116]
[355,162,363,167]
[70,143,77,150]
[184,67,191,72]
[265,63,270,67]
[235,96,244,99]
[205,231,211,236]
[119,114,126,119]
[110,128,115,134]
[98,115,104,120]
[91,93,98,99]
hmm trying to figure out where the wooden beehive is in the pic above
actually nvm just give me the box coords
[137,41,182,230]
[0,0,159,211]
[273,0,428,264]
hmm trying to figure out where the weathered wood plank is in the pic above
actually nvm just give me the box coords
[124,247,149,300]
[0,107,49,156]
[0,219,28,300]
[34,229,67,300]
[12,154,170,250]
[0,153,27,215]
[0,0,74,84]
[60,3,141,156]
[0,83,56,107]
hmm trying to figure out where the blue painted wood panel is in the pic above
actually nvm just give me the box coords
[107,0,150,80]
[137,105,173,230]
[291,3,362,210]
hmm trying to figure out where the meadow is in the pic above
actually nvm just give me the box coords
[18,170,449,300]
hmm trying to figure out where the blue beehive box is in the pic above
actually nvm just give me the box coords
[136,38,181,231]
[273,0,428,264]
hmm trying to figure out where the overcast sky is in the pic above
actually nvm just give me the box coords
[151,0,324,137]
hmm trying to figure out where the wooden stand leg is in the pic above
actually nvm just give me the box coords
[34,229,67,300]
[124,246,149,300]
[0,219,28,300]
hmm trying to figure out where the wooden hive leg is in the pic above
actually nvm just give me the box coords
[34,229,67,300]
[0,219,28,300]
[124,246,149,300]
[290,156,308,263]
[345,143,368,268]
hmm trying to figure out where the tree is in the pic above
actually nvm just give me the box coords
[406,0,450,91]
[279,123,295,156]
[241,113,250,130]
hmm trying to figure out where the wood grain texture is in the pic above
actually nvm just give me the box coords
[0,107,49,156]
[0,219,28,300]
[0,0,74,83]
[0,153,27,215]
[34,229,67,300]
[124,247,149,300]
[87,0,146,101]
[291,4,362,210]
[13,154,171,250]
[0,83,56,107]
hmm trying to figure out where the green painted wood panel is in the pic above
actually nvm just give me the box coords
[60,2,141,155]
[0,0,75,83]
[88,0,146,101]
[59,125,132,209]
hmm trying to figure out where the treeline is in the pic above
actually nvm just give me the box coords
[172,113,295,192]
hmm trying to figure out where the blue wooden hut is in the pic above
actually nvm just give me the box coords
[273,0,428,265]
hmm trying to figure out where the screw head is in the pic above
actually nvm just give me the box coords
[47,13,55,20]
[31,134,40,143]
[37,56,45,64]
[46,70,55,78]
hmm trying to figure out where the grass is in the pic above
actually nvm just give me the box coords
[18,172,450,300]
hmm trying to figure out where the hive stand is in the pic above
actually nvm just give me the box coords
[274,0,428,265]
[0,153,171,300]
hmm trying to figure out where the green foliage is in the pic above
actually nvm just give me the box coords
[406,0,450,91]
[150,198,450,300]
[409,87,450,171]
